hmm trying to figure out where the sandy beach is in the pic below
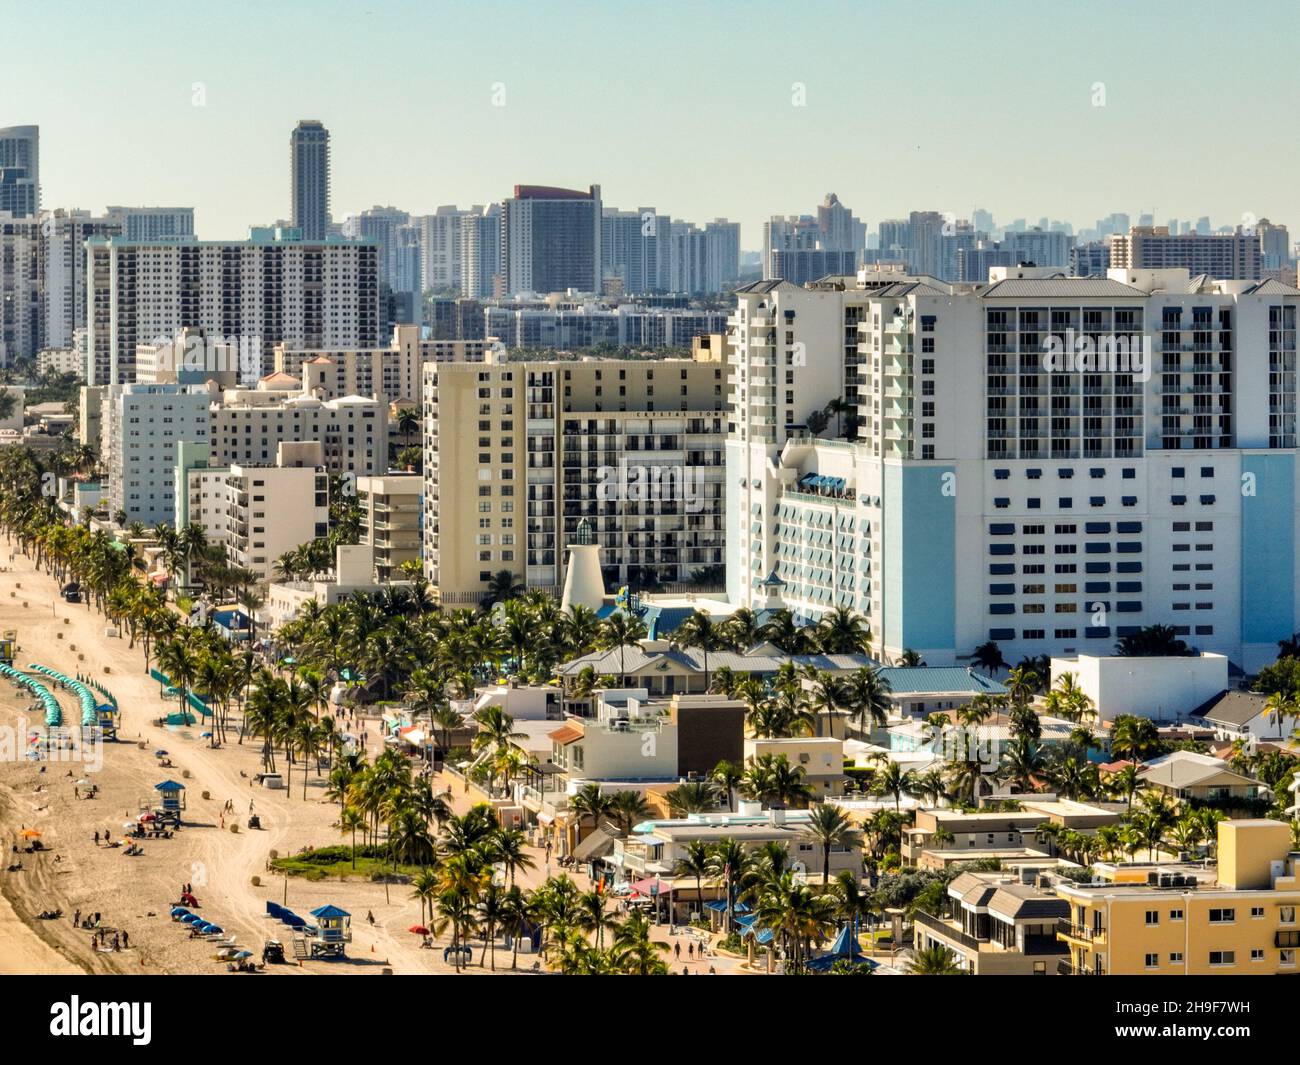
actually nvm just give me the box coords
[0,545,739,976]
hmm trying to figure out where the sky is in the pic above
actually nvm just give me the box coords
[6,0,1300,248]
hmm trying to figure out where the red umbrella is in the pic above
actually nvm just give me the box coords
[138,813,157,822]
[408,925,429,935]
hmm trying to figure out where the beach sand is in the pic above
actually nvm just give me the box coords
[0,541,742,976]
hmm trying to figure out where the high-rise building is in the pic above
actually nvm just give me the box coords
[0,215,41,362]
[702,219,741,293]
[602,207,670,294]
[816,192,859,255]
[1110,226,1261,280]
[290,120,331,241]
[104,206,195,242]
[726,266,1300,673]
[1257,218,1292,272]
[40,209,120,351]
[0,125,39,217]
[459,205,501,299]
[423,349,726,603]
[105,382,213,525]
[1070,241,1111,278]
[85,228,382,386]
[417,207,466,294]
[763,215,820,277]
[501,185,601,295]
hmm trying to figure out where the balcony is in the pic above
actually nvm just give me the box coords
[913,910,983,952]
[1057,959,1105,975]
[1056,919,1105,945]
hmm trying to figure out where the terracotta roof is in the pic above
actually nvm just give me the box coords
[547,725,583,745]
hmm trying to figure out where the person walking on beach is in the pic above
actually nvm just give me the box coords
[674,941,681,960]
[122,930,129,949]
[93,831,98,845]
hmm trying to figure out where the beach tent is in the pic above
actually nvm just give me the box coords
[807,924,873,972]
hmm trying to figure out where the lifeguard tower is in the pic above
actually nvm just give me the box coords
[298,904,352,959]
[96,703,119,739]
[153,779,186,824]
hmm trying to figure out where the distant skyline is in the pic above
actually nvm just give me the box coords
[6,0,1299,247]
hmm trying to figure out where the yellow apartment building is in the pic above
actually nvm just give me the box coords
[1056,819,1300,975]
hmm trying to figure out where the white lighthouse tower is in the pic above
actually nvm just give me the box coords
[561,518,605,613]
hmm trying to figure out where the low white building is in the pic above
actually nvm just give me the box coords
[1051,652,1229,723]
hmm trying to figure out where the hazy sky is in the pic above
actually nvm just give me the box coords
[7,0,1298,248]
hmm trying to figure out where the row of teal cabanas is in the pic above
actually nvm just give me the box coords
[0,663,62,726]
[28,663,99,728]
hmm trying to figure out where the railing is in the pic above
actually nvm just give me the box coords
[1057,959,1104,975]
[1056,919,1105,944]
[913,910,983,952]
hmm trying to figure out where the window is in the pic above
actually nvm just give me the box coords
[1169,952,1183,964]
[1169,908,1183,921]
[1209,951,1234,966]
[1251,906,1265,918]
[1281,906,1296,924]
[1250,949,1264,961]
[1209,908,1235,924]
[1144,953,1159,968]
[1145,910,1159,926]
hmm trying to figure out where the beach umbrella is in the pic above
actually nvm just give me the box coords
[154,750,168,757]
[171,907,189,916]
[18,829,41,839]
[233,950,252,959]
[205,925,224,935]
[139,813,157,822]
[408,925,429,935]
[200,732,212,738]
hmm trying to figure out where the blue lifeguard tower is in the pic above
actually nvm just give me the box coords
[302,905,352,959]
[96,703,119,739]
[153,779,186,823]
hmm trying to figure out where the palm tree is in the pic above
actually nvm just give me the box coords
[609,909,669,975]
[800,804,860,888]
[675,610,727,692]
[969,640,1007,675]
[910,943,964,975]
[998,735,1045,793]
[871,757,916,814]
[340,806,366,868]
[742,753,815,808]
[710,759,743,812]
[498,885,531,970]
[1264,690,1297,739]
[673,839,713,921]
[477,880,507,969]
[665,780,719,816]
[570,783,615,840]
[575,889,614,950]
[606,790,653,836]
[483,569,524,607]
[597,611,648,683]
[844,666,892,737]
[814,606,870,654]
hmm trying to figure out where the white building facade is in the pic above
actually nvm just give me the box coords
[727,268,1300,674]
